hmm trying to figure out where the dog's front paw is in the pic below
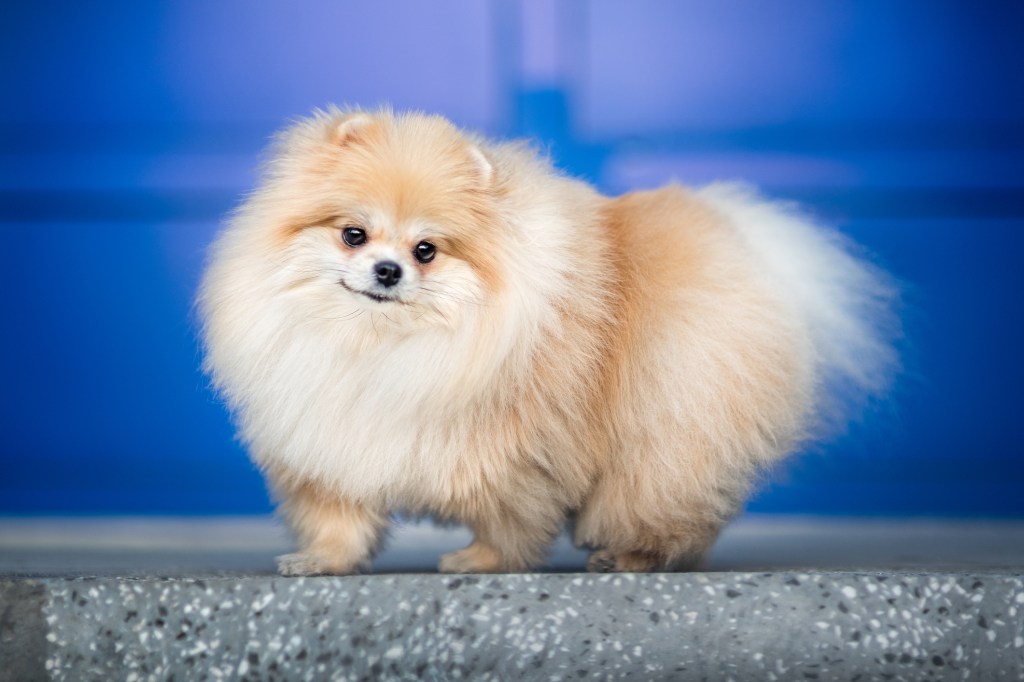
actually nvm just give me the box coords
[585,549,618,573]
[586,548,704,573]
[276,552,357,576]
[586,549,662,573]
[439,543,505,573]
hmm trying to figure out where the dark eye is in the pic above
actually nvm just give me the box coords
[341,226,367,247]
[414,240,436,264]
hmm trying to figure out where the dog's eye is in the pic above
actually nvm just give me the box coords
[341,226,367,247]
[414,241,436,264]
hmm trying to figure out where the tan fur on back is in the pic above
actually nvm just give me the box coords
[198,108,897,574]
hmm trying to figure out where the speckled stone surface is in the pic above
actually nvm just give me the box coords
[3,572,1021,681]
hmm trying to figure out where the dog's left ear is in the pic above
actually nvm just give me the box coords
[333,113,374,147]
[467,145,493,187]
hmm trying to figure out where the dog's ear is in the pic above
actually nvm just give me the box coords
[467,145,493,187]
[332,113,374,147]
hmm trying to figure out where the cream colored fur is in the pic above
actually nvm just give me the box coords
[198,108,898,574]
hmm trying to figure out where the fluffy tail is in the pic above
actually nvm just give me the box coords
[698,182,901,435]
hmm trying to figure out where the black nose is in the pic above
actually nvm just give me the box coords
[374,260,403,287]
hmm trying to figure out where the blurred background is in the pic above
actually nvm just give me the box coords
[2,0,1022,518]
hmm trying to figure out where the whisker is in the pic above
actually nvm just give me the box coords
[418,286,489,307]
[308,310,365,323]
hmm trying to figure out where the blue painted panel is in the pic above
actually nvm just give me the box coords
[1,1,499,130]
[581,2,1024,133]
[1,1,1022,515]
[750,217,1024,516]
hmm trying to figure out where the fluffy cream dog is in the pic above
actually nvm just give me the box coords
[198,108,897,574]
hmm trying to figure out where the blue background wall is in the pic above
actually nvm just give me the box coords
[2,1,1022,516]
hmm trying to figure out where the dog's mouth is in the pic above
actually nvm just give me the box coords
[339,279,402,304]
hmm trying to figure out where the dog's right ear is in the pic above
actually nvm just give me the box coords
[467,145,494,187]
[332,113,374,147]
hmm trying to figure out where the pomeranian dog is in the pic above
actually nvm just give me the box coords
[198,108,897,575]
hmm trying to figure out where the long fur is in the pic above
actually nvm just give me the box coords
[198,108,898,574]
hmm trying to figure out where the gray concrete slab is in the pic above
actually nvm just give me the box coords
[2,572,1022,681]
[1,516,1022,681]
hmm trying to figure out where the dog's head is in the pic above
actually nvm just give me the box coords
[249,109,504,332]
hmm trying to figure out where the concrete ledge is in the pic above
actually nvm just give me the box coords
[2,518,1023,680]
[4,516,1024,575]
[3,572,1023,681]
[0,580,47,682]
